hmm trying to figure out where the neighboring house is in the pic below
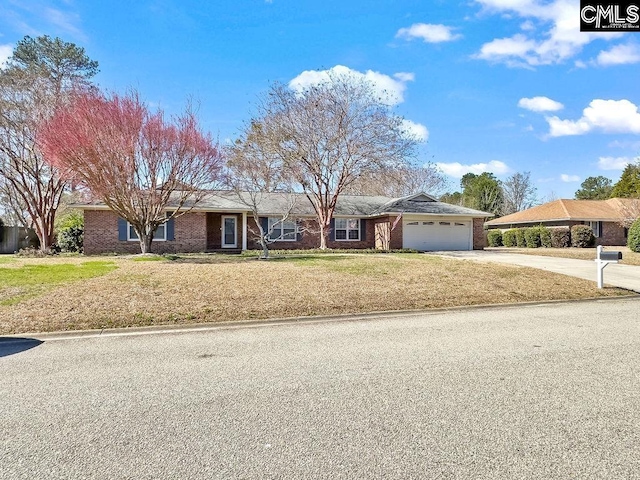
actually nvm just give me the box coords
[485,198,638,246]
[77,191,491,254]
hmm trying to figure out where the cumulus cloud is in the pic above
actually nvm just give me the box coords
[518,96,564,112]
[289,65,414,106]
[473,0,623,67]
[396,23,462,43]
[546,99,640,137]
[0,44,12,67]
[560,174,580,182]
[435,160,510,178]
[401,119,429,142]
[598,156,636,170]
[596,43,640,66]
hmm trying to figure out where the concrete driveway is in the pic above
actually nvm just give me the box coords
[430,250,640,293]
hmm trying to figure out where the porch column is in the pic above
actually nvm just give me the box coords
[242,212,248,251]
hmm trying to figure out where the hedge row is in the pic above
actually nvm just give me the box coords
[487,225,595,248]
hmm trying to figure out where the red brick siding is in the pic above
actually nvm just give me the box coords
[83,210,207,255]
[596,221,627,246]
[473,218,487,250]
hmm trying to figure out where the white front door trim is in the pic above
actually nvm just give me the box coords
[222,215,237,248]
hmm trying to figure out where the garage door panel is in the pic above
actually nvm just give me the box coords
[403,219,471,251]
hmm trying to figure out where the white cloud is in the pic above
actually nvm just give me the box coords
[401,119,429,142]
[560,174,580,182]
[546,99,640,137]
[289,65,414,106]
[598,156,637,170]
[474,0,623,67]
[518,96,564,112]
[396,23,462,43]
[435,160,510,178]
[0,44,12,68]
[596,43,640,66]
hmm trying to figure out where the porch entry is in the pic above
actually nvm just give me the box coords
[222,215,237,248]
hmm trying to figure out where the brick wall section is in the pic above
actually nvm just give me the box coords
[83,210,207,255]
[246,217,377,250]
[597,221,627,246]
[473,218,487,250]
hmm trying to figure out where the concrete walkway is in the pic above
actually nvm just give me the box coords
[429,250,640,293]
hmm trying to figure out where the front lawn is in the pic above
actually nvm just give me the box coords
[0,253,632,334]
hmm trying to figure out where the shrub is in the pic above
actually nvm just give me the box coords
[57,212,84,253]
[550,227,570,248]
[571,225,595,248]
[538,226,552,248]
[524,227,541,248]
[502,229,517,247]
[515,228,526,248]
[487,230,503,247]
[627,218,640,253]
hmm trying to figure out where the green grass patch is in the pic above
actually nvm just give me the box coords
[131,254,168,262]
[0,261,117,305]
[0,256,16,264]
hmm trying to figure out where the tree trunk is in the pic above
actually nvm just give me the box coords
[318,222,327,250]
[139,234,153,254]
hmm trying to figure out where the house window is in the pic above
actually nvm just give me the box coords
[439,221,451,226]
[406,221,419,226]
[128,222,166,241]
[588,221,601,238]
[335,218,360,240]
[268,217,296,241]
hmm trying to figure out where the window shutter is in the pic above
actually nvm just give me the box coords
[296,220,302,241]
[260,217,268,235]
[598,221,603,238]
[117,218,127,241]
[360,219,366,241]
[329,218,335,241]
[166,217,175,241]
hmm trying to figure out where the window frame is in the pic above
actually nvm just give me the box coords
[588,221,601,238]
[334,218,360,241]
[127,221,167,242]
[268,217,297,242]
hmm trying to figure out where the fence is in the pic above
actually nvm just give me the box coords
[0,226,39,253]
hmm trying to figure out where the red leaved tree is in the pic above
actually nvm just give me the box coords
[39,89,222,253]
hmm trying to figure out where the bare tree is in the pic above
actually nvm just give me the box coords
[39,89,222,254]
[0,35,98,250]
[247,74,418,249]
[502,171,537,214]
[345,163,448,197]
[225,123,302,258]
[617,198,640,228]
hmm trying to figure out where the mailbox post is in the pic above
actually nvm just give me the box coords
[595,245,622,288]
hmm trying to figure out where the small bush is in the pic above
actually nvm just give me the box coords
[57,212,84,253]
[627,218,640,253]
[571,225,595,248]
[515,228,526,248]
[16,246,57,257]
[524,227,541,248]
[539,226,552,248]
[487,230,503,247]
[550,227,570,248]
[502,229,517,247]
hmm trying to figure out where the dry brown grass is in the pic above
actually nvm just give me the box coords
[0,253,632,335]
[495,247,640,266]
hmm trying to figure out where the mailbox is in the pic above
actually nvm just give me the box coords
[595,246,622,289]
[599,251,622,262]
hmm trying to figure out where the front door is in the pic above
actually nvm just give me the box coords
[222,216,237,248]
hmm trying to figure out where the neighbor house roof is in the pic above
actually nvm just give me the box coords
[75,191,492,218]
[486,198,638,226]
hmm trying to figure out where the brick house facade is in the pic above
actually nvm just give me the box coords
[79,192,491,255]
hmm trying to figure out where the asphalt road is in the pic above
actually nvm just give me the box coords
[2,298,640,479]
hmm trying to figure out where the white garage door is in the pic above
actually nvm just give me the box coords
[403,219,472,251]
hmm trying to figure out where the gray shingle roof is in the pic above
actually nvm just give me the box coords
[77,191,491,218]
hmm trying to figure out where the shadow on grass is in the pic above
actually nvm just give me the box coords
[0,338,44,358]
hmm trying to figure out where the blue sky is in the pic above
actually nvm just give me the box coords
[1,0,639,200]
